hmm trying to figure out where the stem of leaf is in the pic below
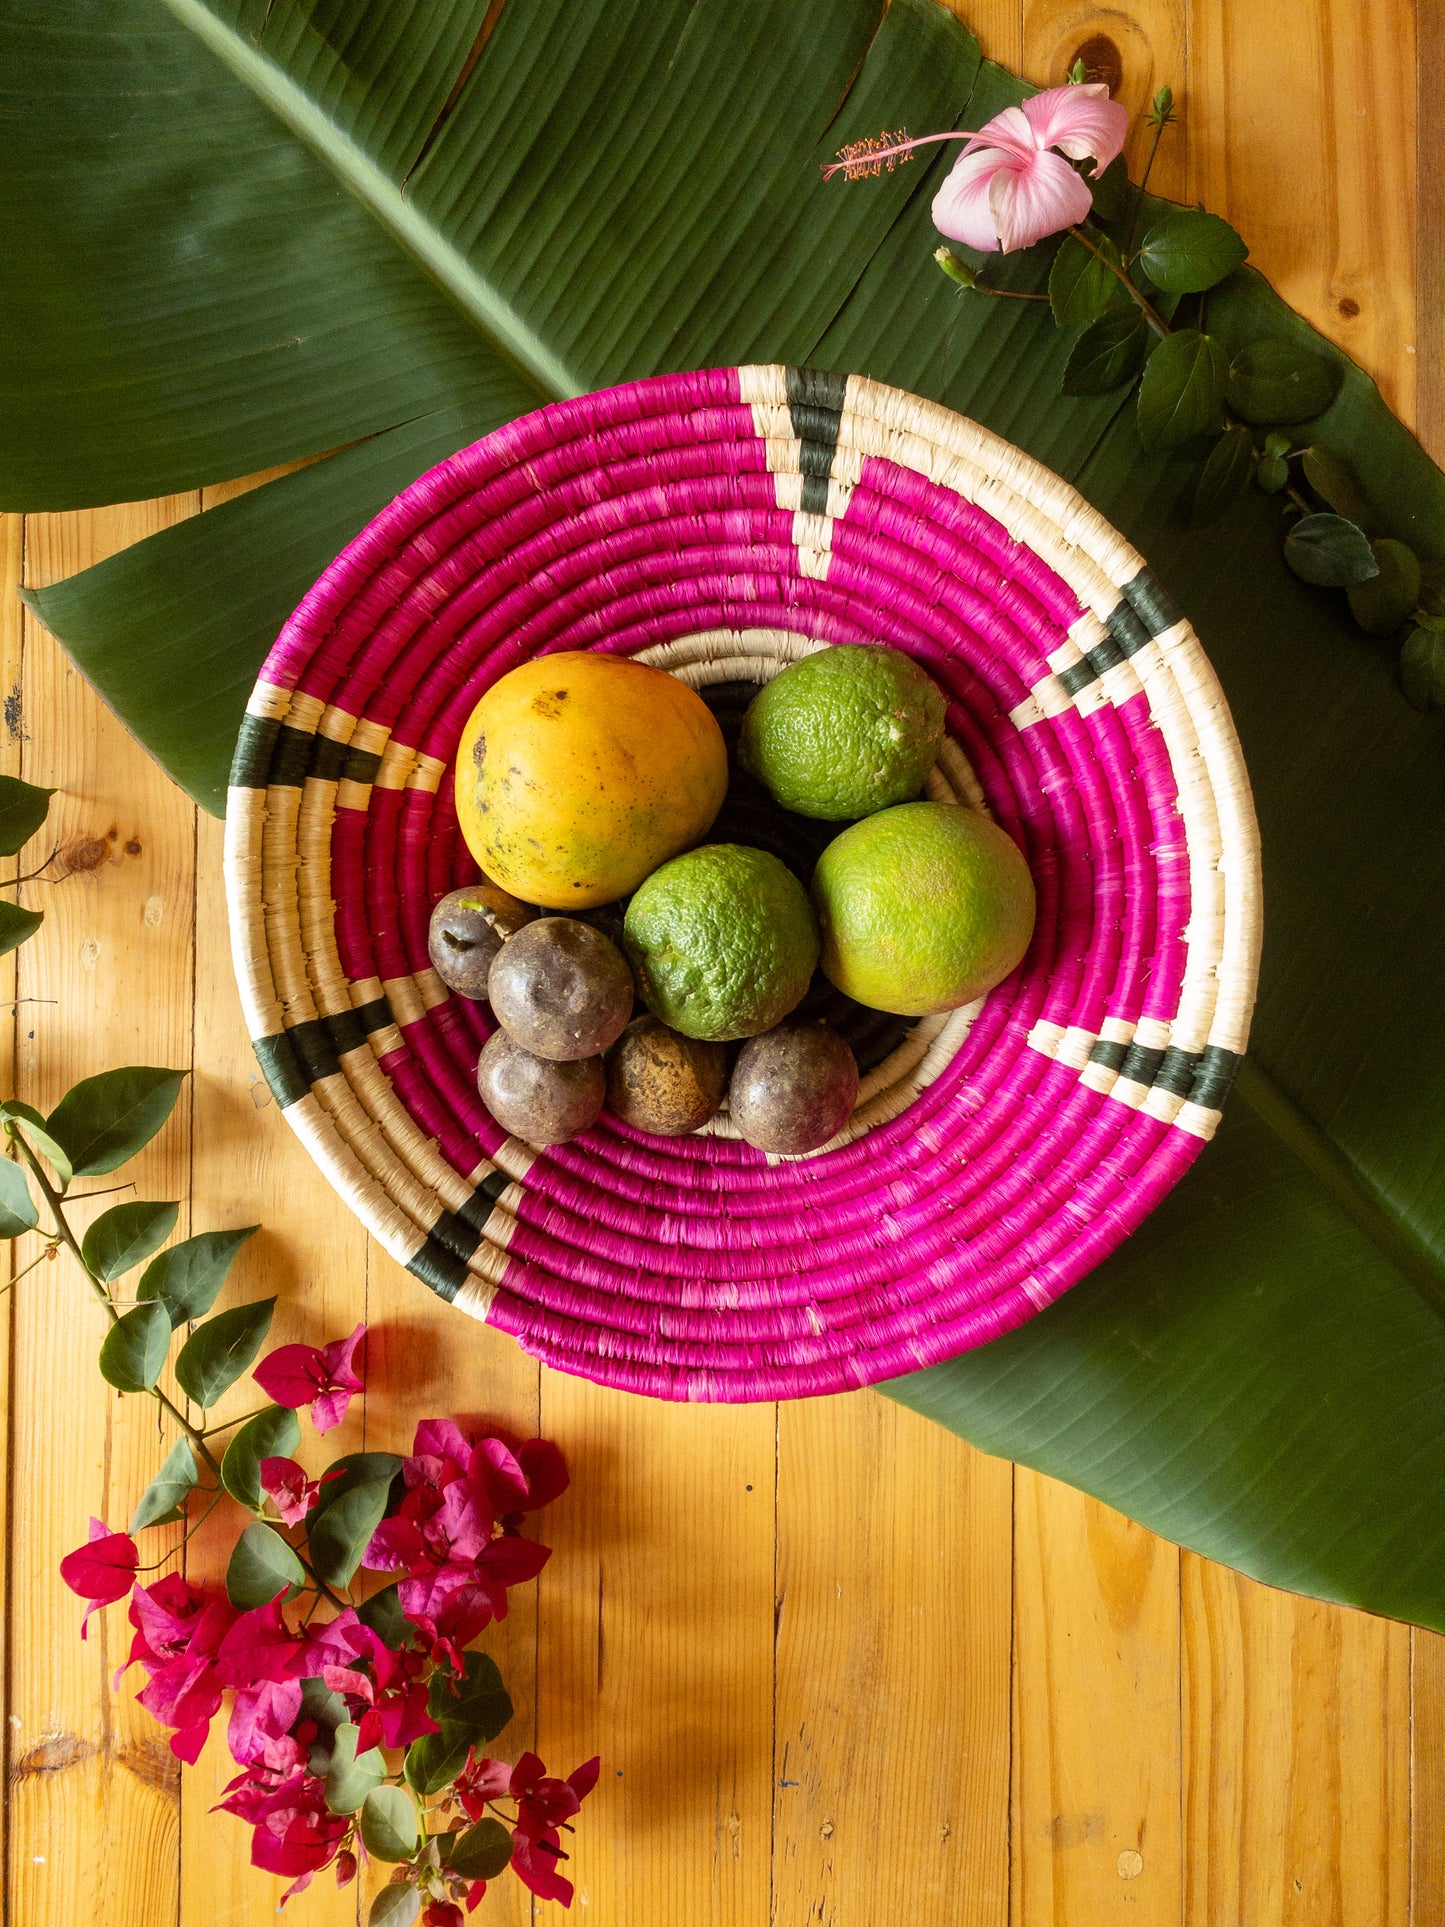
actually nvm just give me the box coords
[200,1404,276,1438]
[1123,118,1169,259]
[12,1131,224,1477]
[973,282,1049,302]
[134,1488,226,1570]
[0,1240,60,1292]
[1067,227,1172,337]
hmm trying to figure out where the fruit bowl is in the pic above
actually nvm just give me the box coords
[224,366,1261,1401]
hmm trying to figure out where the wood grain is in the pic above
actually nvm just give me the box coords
[772,1395,1012,1927]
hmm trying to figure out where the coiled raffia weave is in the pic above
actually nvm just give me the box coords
[224,366,1261,1401]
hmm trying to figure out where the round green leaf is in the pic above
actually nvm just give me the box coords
[220,1403,302,1509]
[426,1650,513,1745]
[1284,513,1381,588]
[307,1475,394,1590]
[360,1784,419,1863]
[324,1721,387,1814]
[226,1520,305,1609]
[129,1437,198,1532]
[1048,232,1125,328]
[0,775,55,857]
[174,1296,275,1407]
[1346,538,1421,637]
[403,1723,474,1798]
[1226,337,1342,425]
[1255,452,1290,494]
[1189,424,1255,529]
[1,1102,73,1187]
[139,1224,259,1325]
[1400,623,1445,712]
[82,1199,179,1281]
[444,1817,514,1882]
[0,901,43,958]
[1060,309,1148,397]
[99,1299,172,1393]
[46,1066,187,1177]
[305,1452,403,1530]
[1136,329,1227,450]
[368,1886,421,1927]
[1136,208,1248,293]
[0,1156,37,1239]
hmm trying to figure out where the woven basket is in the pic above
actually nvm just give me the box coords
[224,366,1261,1401]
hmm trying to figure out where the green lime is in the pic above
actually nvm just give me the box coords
[812,801,1035,1016]
[738,643,947,820]
[623,844,820,1041]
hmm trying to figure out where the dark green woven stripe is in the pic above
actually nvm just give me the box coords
[342,744,383,787]
[427,1207,484,1265]
[307,733,349,783]
[407,1235,469,1302]
[1123,566,1184,638]
[252,1031,308,1109]
[1118,1041,1166,1086]
[232,712,281,789]
[353,994,394,1036]
[1190,1043,1242,1110]
[269,722,315,787]
[1104,599,1153,659]
[457,1167,513,1229]
[1088,1036,1129,1073]
[785,365,848,412]
[785,366,843,517]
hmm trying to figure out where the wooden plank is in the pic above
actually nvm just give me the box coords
[1418,0,1445,457]
[772,1394,1012,1927]
[1413,1631,1445,1924]
[533,1378,775,1921]
[1181,1557,1409,1926]
[1010,1473,1181,1927]
[1186,0,1417,417]
[9,497,198,1927]
[0,512,24,1927]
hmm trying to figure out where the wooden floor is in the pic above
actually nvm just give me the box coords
[4,3,1439,1922]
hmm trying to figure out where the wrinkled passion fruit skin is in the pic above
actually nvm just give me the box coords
[428,883,536,999]
[487,917,634,1061]
[476,1029,605,1145]
[605,1016,727,1136]
[729,1022,859,1155]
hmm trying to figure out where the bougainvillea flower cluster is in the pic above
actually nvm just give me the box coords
[61,1325,597,1916]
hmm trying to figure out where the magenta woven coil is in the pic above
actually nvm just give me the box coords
[223,366,1262,1402]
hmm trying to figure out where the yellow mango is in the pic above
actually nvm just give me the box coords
[454,653,728,909]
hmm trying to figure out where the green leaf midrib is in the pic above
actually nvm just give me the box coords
[1232,1054,1445,1316]
[155,0,574,408]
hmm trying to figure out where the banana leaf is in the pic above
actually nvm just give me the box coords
[4,0,1443,1626]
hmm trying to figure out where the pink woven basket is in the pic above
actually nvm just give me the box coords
[224,366,1261,1401]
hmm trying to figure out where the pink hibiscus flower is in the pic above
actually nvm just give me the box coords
[824,83,1130,254]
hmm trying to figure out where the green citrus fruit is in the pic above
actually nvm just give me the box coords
[812,801,1035,1016]
[738,643,947,820]
[623,844,820,1041]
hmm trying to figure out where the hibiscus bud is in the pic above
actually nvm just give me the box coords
[934,247,978,290]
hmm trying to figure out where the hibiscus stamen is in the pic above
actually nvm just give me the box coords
[821,128,977,182]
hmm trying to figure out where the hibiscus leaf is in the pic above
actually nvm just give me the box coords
[98,1300,172,1394]
[308,1452,404,1532]
[220,1403,302,1511]
[226,1520,305,1609]
[1283,512,1381,588]
[1226,336,1342,425]
[1401,623,1445,711]
[174,1297,275,1407]
[356,1583,410,1651]
[1136,328,1228,449]
[0,775,55,857]
[138,1224,259,1325]
[360,1784,419,1863]
[403,1721,475,1799]
[81,1200,179,1282]
[1300,443,1375,527]
[426,1650,512,1746]
[1190,423,1256,529]
[0,902,43,959]
[368,1886,421,1927]
[1059,308,1149,397]
[128,1437,198,1533]
[1346,537,1421,636]
[0,1158,37,1239]
[1048,232,1125,328]
[443,1817,514,1882]
[1136,208,1249,294]
[46,1066,187,1178]
[307,1475,394,1590]
[324,1721,387,1816]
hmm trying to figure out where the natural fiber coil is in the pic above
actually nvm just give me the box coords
[224,366,1261,1401]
